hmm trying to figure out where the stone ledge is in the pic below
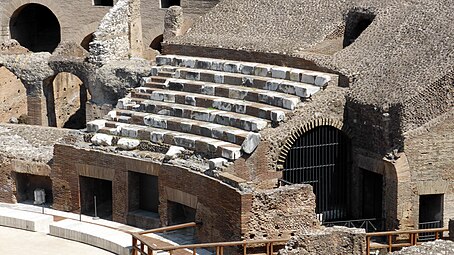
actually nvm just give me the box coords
[0,207,53,233]
[49,219,132,255]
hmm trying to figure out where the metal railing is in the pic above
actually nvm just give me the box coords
[132,222,289,255]
[366,227,448,254]
[418,221,443,242]
[324,218,384,233]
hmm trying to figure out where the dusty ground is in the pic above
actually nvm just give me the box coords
[0,226,114,255]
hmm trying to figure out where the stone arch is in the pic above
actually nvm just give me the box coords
[80,33,94,52]
[277,118,352,170]
[43,71,90,129]
[8,3,62,52]
[150,34,164,52]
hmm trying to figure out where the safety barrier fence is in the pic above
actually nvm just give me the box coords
[132,222,288,255]
[366,227,448,254]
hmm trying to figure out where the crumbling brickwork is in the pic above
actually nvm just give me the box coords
[278,227,366,255]
[245,185,320,240]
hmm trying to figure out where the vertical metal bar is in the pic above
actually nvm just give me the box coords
[243,243,247,255]
[192,248,196,255]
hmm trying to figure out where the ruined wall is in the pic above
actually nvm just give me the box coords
[52,72,84,128]
[52,144,250,243]
[0,66,27,123]
[89,0,131,65]
[278,227,366,255]
[398,111,454,229]
[245,185,320,240]
[158,164,248,243]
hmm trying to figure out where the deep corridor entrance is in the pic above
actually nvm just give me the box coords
[282,125,351,222]
[10,4,61,52]
[79,176,112,219]
[362,169,383,220]
[15,173,53,204]
[167,201,196,225]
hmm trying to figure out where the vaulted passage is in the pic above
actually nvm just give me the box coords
[9,4,61,52]
[282,126,352,222]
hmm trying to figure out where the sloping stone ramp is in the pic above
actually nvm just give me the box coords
[87,55,338,160]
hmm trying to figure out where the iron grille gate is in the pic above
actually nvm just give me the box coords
[282,126,351,222]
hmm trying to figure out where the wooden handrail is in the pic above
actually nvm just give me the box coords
[366,227,449,254]
[138,222,198,235]
[156,238,290,251]
[366,228,448,237]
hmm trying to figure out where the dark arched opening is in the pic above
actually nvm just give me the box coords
[282,126,352,223]
[80,33,94,52]
[9,4,61,52]
[150,34,164,52]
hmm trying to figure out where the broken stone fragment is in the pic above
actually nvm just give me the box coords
[165,146,185,159]
[315,74,331,86]
[86,119,107,132]
[117,138,140,150]
[91,133,114,146]
[241,132,261,154]
[208,158,228,169]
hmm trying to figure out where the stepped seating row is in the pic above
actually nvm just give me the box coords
[87,55,338,160]
[155,55,337,87]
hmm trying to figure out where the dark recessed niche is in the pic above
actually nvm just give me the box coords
[161,0,181,9]
[93,0,113,7]
[343,10,376,48]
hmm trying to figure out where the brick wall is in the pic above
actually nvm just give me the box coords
[158,163,248,242]
[245,184,320,240]
[401,112,454,229]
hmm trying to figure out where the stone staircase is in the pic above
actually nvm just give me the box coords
[87,55,338,160]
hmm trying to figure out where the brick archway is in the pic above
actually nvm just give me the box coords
[277,118,352,170]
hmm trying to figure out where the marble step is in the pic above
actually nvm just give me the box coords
[145,78,301,110]
[155,55,338,87]
[114,99,269,132]
[105,111,261,153]
[172,67,321,98]
[126,88,288,122]
[90,121,243,160]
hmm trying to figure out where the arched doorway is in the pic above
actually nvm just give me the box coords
[0,66,27,123]
[150,34,163,52]
[44,72,89,129]
[282,125,352,222]
[9,3,61,52]
[80,33,94,52]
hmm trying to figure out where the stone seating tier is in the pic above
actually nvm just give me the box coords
[87,55,338,160]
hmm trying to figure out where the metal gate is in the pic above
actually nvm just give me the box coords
[282,126,351,222]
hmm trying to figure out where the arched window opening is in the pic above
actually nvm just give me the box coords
[282,126,352,223]
[343,11,375,48]
[9,4,61,53]
[44,72,89,129]
[0,66,28,123]
[81,33,94,52]
[150,34,164,52]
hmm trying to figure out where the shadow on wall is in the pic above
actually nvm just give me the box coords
[9,3,61,53]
